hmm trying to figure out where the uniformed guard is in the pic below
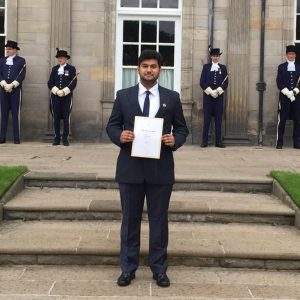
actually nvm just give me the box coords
[48,49,77,146]
[276,45,300,149]
[0,40,26,144]
[200,48,228,148]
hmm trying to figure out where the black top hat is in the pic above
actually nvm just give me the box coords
[286,45,297,54]
[4,40,20,50]
[55,48,71,59]
[209,48,222,56]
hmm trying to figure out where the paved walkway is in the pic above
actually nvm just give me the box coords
[1,265,300,299]
[1,143,300,299]
[0,142,300,180]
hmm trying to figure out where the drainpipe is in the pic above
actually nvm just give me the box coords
[208,0,214,61]
[257,0,267,146]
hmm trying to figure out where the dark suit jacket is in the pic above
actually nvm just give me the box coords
[106,84,189,185]
[0,56,26,88]
[47,64,77,101]
[276,62,300,102]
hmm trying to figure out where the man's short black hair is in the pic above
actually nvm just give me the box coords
[138,50,163,68]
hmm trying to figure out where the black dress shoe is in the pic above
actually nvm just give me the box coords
[200,143,208,148]
[0,140,6,144]
[276,144,283,149]
[52,140,60,146]
[117,272,135,287]
[63,140,70,146]
[215,143,226,148]
[14,140,20,144]
[153,273,170,287]
[294,144,300,149]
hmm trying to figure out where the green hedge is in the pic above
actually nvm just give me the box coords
[0,166,28,198]
[270,171,300,208]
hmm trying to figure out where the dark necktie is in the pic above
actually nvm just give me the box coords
[143,91,151,117]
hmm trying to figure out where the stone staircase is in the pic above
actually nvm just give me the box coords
[1,172,300,269]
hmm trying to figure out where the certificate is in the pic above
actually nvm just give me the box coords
[131,116,164,159]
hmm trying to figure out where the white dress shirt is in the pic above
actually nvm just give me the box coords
[287,60,296,72]
[210,62,220,72]
[138,83,160,118]
[6,55,16,66]
[58,63,67,75]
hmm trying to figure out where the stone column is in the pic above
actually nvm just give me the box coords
[101,0,116,140]
[224,0,250,143]
[46,0,71,134]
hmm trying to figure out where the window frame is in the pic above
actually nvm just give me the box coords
[295,0,300,42]
[0,0,7,57]
[115,0,182,94]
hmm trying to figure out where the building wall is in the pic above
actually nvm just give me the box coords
[6,0,296,144]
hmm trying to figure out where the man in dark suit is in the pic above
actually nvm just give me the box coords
[106,50,188,288]
[48,49,77,146]
[0,40,26,144]
[200,48,228,148]
[276,45,300,149]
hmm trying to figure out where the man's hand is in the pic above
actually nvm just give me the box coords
[120,130,135,144]
[211,90,219,99]
[4,83,13,93]
[57,89,65,97]
[162,134,175,147]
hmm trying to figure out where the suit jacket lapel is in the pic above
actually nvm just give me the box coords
[155,85,167,118]
[130,84,143,116]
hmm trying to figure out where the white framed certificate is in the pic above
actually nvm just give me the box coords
[131,116,164,159]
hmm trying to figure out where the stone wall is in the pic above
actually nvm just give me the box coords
[5,0,296,144]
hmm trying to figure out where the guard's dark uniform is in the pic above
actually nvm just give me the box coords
[48,63,77,144]
[200,62,228,146]
[0,55,26,143]
[276,62,300,148]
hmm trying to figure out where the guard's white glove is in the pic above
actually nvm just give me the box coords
[290,95,296,102]
[51,86,59,95]
[211,90,219,99]
[62,87,70,96]
[216,87,224,95]
[57,89,65,97]
[281,88,289,96]
[12,80,19,88]
[287,90,294,99]
[293,88,300,96]
[4,83,13,93]
[0,80,7,88]
[204,87,213,96]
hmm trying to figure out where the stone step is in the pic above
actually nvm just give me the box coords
[24,172,273,193]
[3,187,295,225]
[0,220,300,270]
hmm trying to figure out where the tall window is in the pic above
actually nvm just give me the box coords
[0,0,5,58]
[116,0,182,93]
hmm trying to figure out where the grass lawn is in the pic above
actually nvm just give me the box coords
[270,171,300,208]
[0,166,28,198]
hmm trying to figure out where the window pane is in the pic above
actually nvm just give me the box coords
[159,21,175,43]
[158,69,174,90]
[123,45,138,65]
[0,9,4,34]
[123,21,139,42]
[142,0,157,8]
[141,45,156,52]
[123,68,138,88]
[160,0,178,8]
[297,16,300,40]
[0,36,5,58]
[141,21,157,43]
[159,46,174,66]
[295,44,300,65]
[0,0,5,7]
[121,0,139,7]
